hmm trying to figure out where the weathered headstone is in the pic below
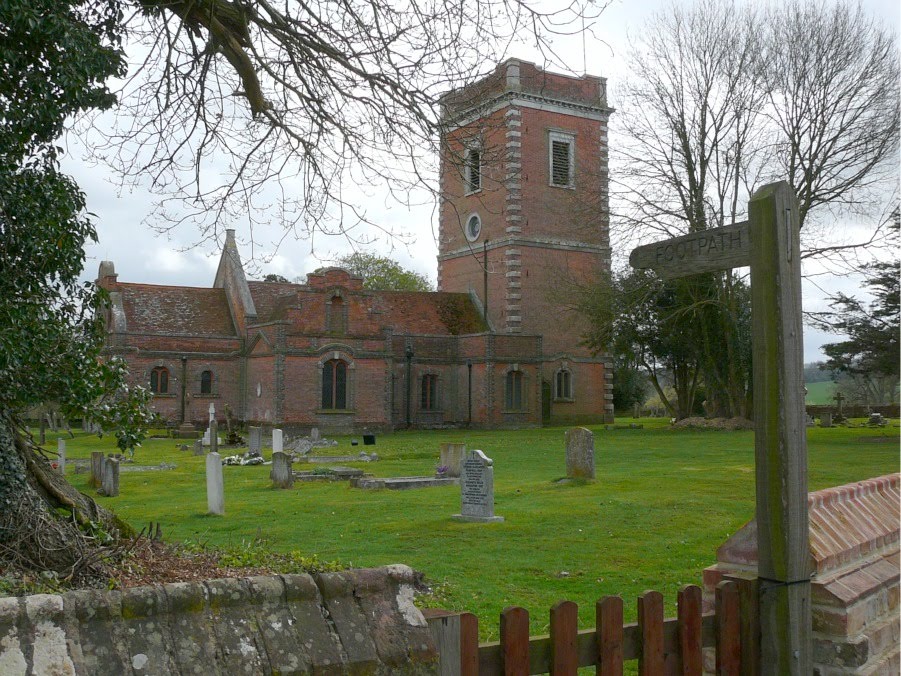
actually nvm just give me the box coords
[210,420,219,454]
[310,427,320,442]
[206,452,224,515]
[805,414,815,428]
[565,427,595,479]
[439,443,466,478]
[101,458,120,497]
[452,450,504,523]
[363,434,376,446]
[821,412,833,428]
[202,428,211,446]
[57,438,66,474]
[89,451,104,488]
[193,439,204,456]
[272,428,283,454]
[248,426,262,455]
[270,451,294,489]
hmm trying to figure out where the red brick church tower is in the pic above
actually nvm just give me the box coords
[438,59,614,422]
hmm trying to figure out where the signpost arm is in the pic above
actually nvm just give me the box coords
[748,181,811,673]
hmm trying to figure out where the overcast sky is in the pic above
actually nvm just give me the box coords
[65,0,900,363]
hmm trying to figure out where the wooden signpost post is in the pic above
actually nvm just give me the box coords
[630,181,811,674]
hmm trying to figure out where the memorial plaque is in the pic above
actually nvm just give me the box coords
[452,450,503,523]
[629,221,750,280]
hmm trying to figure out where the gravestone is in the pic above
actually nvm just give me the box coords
[57,438,66,474]
[363,434,376,446]
[209,420,219,454]
[272,428,283,454]
[248,426,262,456]
[452,450,504,523]
[202,428,211,446]
[89,451,104,488]
[193,439,204,456]
[565,427,595,479]
[270,451,293,489]
[206,452,224,515]
[805,414,815,428]
[821,412,833,428]
[439,443,466,478]
[101,458,119,497]
[310,427,320,442]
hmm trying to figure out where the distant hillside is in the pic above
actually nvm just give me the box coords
[805,380,835,405]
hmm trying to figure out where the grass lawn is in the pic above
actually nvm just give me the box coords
[45,419,898,640]
[805,380,836,405]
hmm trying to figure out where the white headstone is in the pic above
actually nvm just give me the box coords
[208,402,216,423]
[206,452,224,515]
[57,438,66,474]
[452,450,504,523]
[202,429,211,446]
[272,428,283,454]
[565,427,595,479]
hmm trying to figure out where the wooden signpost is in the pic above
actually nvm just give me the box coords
[630,181,811,674]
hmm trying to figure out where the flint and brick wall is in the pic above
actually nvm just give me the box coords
[0,565,437,675]
[703,474,900,675]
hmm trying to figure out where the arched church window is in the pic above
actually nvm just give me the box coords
[555,369,572,400]
[322,359,347,409]
[200,370,213,394]
[150,366,169,394]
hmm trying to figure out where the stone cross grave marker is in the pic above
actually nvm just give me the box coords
[270,451,294,489]
[833,391,845,418]
[57,438,66,474]
[209,420,219,454]
[206,452,224,515]
[452,450,504,523]
[248,426,263,456]
[101,457,119,497]
[439,443,466,478]
[630,181,809,672]
[565,427,595,479]
[272,428,283,454]
[208,402,216,424]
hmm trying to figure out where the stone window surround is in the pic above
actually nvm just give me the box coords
[548,128,576,189]
[316,348,356,412]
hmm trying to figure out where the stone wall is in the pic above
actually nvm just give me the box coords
[703,474,900,675]
[0,565,437,675]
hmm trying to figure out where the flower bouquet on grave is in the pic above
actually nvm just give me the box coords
[435,464,449,478]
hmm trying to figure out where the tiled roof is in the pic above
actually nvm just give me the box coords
[117,283,236,336]
[247,281,301,321]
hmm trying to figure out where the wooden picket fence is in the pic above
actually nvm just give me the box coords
[426,579,759,675]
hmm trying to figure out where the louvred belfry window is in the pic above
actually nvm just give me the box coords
[548,131,575,188]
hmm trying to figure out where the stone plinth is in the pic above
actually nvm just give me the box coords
[702,474,900,675]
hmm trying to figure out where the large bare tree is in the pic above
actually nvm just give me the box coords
[84,0,606,249]
[602,0,899,418]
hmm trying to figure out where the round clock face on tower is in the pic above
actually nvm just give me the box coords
[465,213,482,242]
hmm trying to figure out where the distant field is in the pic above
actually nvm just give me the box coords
[43,419,898,640]
[805,379,835,404]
